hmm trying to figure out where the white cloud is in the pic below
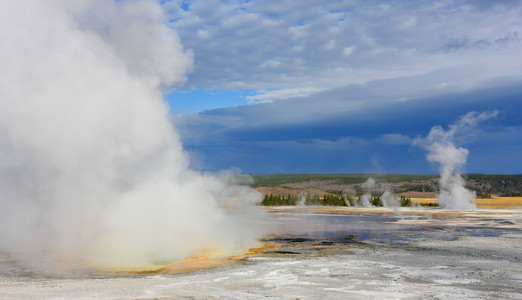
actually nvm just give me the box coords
[163,0,522,99]
[343,46,355,56]
[196,29,209,39]
[260,60,281,69]
[246,87,320,103]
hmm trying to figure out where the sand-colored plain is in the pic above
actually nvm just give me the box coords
[411,196,522,209]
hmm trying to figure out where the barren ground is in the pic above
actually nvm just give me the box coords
[1,206,521,299]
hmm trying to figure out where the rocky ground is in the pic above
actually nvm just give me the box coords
[1,207,521,299]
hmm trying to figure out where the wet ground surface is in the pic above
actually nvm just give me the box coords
[1,207,521,299]
[264,206,521,245]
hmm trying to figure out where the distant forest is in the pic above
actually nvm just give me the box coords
[260,193,418,207]
[251,174,522,197]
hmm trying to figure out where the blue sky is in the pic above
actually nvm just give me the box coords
[162,0,522,174]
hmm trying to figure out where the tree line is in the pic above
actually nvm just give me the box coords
[260,194,414,207]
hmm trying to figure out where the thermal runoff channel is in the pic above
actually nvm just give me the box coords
[0,1,265,271]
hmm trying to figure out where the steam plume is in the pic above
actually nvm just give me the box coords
[0,0,264,270]
[359,178,400,208]
[360,178,376,207]
[381,190,399,208]
[297,191,307,207]
[415,111,498,209]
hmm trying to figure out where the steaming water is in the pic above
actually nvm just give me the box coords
[0,0,265,271]
[2,206,518,279]
[262,207,520,251]
[2,206,520,300]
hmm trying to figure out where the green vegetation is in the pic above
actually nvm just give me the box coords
[419,202,439,207]
[321,194,347,206]
[398,184,437,193]
[259,193,413,207]
[476,192,492,199]
[255,174,521,207]
[260,194,298,206]
[251,174,371,186]
[400,196,412,207]
[252,174,442,187]
[261,194,348,206]
[370,196,382,207]
[251,173,438,187]
[252,174,522,197]
[467,174,522,197]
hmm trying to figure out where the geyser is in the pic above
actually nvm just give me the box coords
[0,0,264,270]
[415,111,498,209]
[359,178,400,208]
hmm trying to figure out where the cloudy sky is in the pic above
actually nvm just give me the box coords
[162,0,521,174]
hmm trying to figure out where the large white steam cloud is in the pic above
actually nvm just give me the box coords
[415,111,498,209]
[0,0,264,271]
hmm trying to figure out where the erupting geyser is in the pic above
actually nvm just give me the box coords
[0,0,265,271]
[415,111,498,210]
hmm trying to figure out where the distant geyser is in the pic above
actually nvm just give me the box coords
[415,111,497,209]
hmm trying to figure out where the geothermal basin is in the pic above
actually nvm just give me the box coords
[1,206,521,299]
